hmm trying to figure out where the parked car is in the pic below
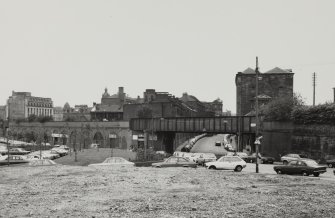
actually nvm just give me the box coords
[243,153,275,164]
[196,153,217,166]
[8,148,30,155]
[22,155,40,161]
[325,158,335,168]
[205,156,247,172]
[273,159,327,177]
[0,155,30,165]
[280,153,309,165]
[0,145,8,155]
[51,148,69,156]
[152,156,197,168]
[88,157,134,167]
[29,150,60,160]
[54,145,70,151]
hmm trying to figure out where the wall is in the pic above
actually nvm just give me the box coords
[236,72,294,115]
[5,121,132,150]
[262,122,335,161]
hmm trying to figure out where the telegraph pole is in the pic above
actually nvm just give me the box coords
[312,73,316,106]
[255,57,260,173]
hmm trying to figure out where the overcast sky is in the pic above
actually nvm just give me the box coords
[1,0,334,113]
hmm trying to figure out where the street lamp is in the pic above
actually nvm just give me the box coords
[255,56,260,173]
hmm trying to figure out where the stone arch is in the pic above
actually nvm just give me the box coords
[93,131,104,148]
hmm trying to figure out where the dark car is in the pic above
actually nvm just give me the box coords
[0,155,30,165]
[152,157,197,168]
[274,159,327,177]
[325,159,335,168]
[8,148,30,155]
[243,153,275,164]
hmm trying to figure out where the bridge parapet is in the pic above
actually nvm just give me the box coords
[130,116,256,134]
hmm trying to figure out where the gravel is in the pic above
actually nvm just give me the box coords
[0,165,335,217]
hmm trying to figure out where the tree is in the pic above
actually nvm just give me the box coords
[28,114,38,122]
[261,93,304,121]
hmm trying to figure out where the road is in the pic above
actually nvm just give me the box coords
[242,162,335,181]
[190,134,233,155]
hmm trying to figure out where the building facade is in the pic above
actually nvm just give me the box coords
[7,91,53,120]
[0,106,6,121]
[235,67,294,116]
[91,87,138,121]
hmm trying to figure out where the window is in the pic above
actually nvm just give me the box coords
[289,161,298,166]
[167,157,178,163]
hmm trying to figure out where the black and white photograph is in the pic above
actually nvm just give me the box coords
[0,1,335,217]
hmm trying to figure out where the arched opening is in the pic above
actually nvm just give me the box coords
[93,131,104,148]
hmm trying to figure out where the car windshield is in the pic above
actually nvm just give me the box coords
[304,160,319,167]
[299,154,308,158]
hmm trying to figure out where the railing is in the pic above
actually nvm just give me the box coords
[130,116,256,133]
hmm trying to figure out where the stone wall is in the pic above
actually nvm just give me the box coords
[262,122,335,161]
[236,72,294,115]
[4,121,133,150]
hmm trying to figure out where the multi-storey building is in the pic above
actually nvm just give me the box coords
[0,106,6,121]
[7,91,53,120]
[235,67,294,116]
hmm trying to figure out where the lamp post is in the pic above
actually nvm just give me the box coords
[255,57,260,173]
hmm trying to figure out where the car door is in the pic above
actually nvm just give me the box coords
[218,157,234,170]
[286,161,298,174]
[164,157,178,167]
[178,157,191,167]
[296,161,307,174]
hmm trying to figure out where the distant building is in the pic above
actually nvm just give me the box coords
[7,91,53,120]
[0,106,6,121]
[91,87,138,121]
[123,89,203,120]
[53,106,64,121]
[179,93,222,116]
[235,67,294,115]
[62,103,91,121]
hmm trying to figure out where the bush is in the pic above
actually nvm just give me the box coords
[292,103,335,124]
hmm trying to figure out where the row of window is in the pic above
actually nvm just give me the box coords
[28,102,52,108]
[27,107,53,116]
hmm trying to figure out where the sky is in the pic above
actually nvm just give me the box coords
[1,0,335,113]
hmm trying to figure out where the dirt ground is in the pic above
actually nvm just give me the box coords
[1,165,335,218]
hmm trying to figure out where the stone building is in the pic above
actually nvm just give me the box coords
[123,89,201,120]
[62,103,91,121]
[235,67,294,115]
[7,91,53,120]
[91,87,138,121]
[179,93,223,116]
[0,106,6,121]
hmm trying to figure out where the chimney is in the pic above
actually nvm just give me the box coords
[118,87,124,95]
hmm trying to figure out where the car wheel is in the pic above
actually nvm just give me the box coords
[328,163,333,168]
[208,166,216,170]
[235,165,242,172]
[283,161,288,165]
[302,171,309,176]
[276,170,282,174]
[261,159,264,164]
[313,172,320,177]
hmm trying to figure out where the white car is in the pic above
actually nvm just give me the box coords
[51,148,68,156]
[88,157,135,167]
[280,154,309,165]
[205,156,247,172]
